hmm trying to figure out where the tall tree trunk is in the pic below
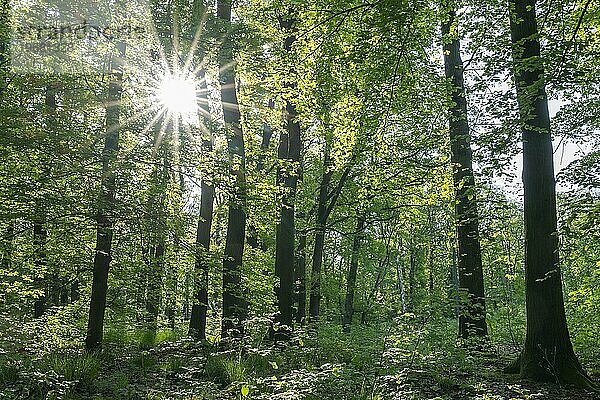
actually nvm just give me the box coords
[248,99,274,250]
[442,6,488,338]
[85,43,125,351]
[33,218,47,318]
[506,0,593,386]
[145,240,165,332]
[144,154,169,334]
[189,161,215,340]
[450,248,460,320]
[428,244,434,302]
[295,226,307,324]
[407,237,417,313]
[308,149,332,323]
[32,84,57,316]
[189,61,215,339]
[274,15,301,334]
[395,239,406,314]
[217,0,247,338]
[165,171,185,331]
[342,215,365,332]
[46,85,59,308]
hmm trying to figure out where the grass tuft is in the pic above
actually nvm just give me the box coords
[44,353,100,387]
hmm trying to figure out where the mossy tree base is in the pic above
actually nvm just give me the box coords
[504,350,599,390]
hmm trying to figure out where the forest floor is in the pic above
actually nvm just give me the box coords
[1,314,599,400]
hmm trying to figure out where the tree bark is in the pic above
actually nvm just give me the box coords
[450,248,460,320]
[32,85,56,317]
[189,64,216,340]
[442,5,488,338]
[145,240,165,332]
[70,279,79,303]
[342,215,365,332]
[247,99,274,250]
[506,0,594,386]
[274,15,301,335]
[308,150,332,323]
[408,238,416,312]
[33,218,47,318]
[144,154,169,334]
[295,227,307,324]
[189,171,214,340]
[395,238,407,314]
[217,0,247,338]
[85,43,125,351]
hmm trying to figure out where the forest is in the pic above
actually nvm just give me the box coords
[0,0,599,398]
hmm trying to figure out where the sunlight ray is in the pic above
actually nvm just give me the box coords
[221,101,241,112]
[153,112,173,154]
[104,104,162,135]
[140,107,169,138]
[183,8,209,74]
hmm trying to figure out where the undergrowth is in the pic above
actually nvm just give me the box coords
[0,312,598,400]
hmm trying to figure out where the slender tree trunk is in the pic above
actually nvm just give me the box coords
[308,150,332,323]
[295,227,307,324]
[136,251,148,323]
[247,99,274,250]
[395,239,406,314]
[46,85,58,308]
[506,0,593,386]
[428,244,434,302]
[165,170,185,331]
[189,65,216,340]
[85,43,125,351]
[33,219,47,318]
[451,248,460,320]
[408,239,415,312]
[145,240,165,332]
[442,6,488,338]
[274,15,301,335]
[144,154,169,334]
[217,0,247,338]
[32,84,57,316]
[189,175,214,339]
[70,280,79,303]
[1,224,12,271]
[165,241,178,331]
[342,215,365,332]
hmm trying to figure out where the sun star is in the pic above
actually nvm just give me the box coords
[155,73,198,121]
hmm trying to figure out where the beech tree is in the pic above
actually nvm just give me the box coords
[342,214,365,332]
[273,13,301,334]
[505,0,594,386]
[85,43,126,351]
[189,68,215,340]
[441,2,488,339]
[217,0,248,338]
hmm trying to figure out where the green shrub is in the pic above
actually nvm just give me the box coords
[44,353,100,387]
[154,329,177,345]
[130,351,158,373]
[205,353,247,385]
[0,357,21,384]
